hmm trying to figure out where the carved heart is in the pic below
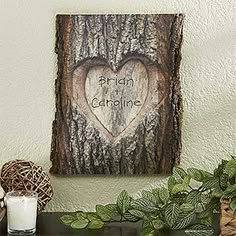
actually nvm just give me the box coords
[85,60,149,137]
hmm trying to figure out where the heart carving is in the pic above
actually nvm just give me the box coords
[85,60,149,137]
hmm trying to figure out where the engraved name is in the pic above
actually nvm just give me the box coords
[91,76,142,109]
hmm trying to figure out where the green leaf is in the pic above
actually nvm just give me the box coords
[211,186,224,197]
[105,204,119,215]
[187,168,212,182]
[202,177,219,190]
[140,227,155,236]
[172,176,190,194]
[173,193,188,205]
[186,191,202,205]
[96,204,118,221]
[224,159,236,177]
[87,213,100,222]
[172,211,195,230]
[187,168,203,182]
[143,220,152,229]
[61,215,75,225]
[200,215,213,226]
[123,212,140,222]
[197,207,213,219]
[230,197,236,214]
[152,188,162,205]
[180,203,195,212]
[152,218,164,230]
[224,184,236,198]
[214,160,227,177]
[129,209,145,219]
[183,175,191,187]
[168,176,178,192]
[164,203,180,227]
[196,199,215,218]
[171,184,185,194]
[131,198,157,213]
[142,190,157,204]
[76,212,87,220]
[207,198,220,212]
[200,170,213,180]
[159,187,170,204]
[185,224,214,236]
[117,190,131,214]
[219,174,230,190]
[195,203,205,213]
[71,218,89,229]
[173,167,187,181]
[200,194,212,205]
[87,218,104,229]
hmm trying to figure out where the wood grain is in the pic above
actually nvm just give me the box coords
[85,59,148,137]
[50,14,184,175]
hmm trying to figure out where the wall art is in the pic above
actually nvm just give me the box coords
[50,14,184,175]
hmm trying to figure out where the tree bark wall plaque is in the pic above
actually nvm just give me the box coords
[50,14,184,175]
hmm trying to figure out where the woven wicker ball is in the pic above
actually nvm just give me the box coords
[0,160,53,212]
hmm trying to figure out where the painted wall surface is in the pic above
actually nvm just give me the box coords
[0,0,235,212]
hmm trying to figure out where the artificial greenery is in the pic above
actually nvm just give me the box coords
[61,156,236,236]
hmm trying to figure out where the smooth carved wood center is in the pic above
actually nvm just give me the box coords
[85,60,149,137]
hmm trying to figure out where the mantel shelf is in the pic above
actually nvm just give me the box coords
[0,212,220,236]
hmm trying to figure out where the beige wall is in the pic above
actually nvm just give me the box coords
[0,0,235,212]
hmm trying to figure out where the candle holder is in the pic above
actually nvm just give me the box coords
[6,191,38,235]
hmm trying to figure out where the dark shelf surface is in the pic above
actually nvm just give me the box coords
[0,212,220,236]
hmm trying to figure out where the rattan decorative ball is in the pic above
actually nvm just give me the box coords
[0,160,53,212]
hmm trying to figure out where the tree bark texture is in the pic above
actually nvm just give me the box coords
[50,14,184,175]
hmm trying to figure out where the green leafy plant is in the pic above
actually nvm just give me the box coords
[61,156,236,236]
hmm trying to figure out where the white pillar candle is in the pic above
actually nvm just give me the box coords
[6,191,38,235]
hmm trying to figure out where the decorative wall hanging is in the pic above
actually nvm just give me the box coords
[50,14,184,175]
